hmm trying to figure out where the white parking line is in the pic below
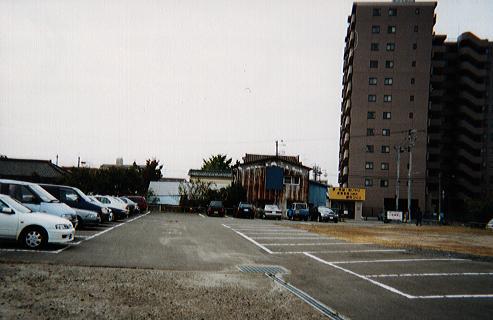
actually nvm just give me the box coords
[222,224,273,254]
[198,214,205,218]
[262,243,372,246]
[366,272,493,278]
[0,212,151,255]
[272,249,407,255]
[304,253,492,299]
[328,258,467,264]
[252,237,327,240]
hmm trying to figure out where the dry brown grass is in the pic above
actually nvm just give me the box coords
[289,223,493,257]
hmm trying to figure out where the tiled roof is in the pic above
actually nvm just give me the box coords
[0,158,67,179]
[188,169,233,178]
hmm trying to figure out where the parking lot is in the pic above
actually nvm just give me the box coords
[1,212,492,319]
[0,212,149,254]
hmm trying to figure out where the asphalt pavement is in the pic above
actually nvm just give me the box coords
[1,211,492,319]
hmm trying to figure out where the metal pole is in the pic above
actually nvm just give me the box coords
[407,147,412,222]
[438,172,442,221]
[276,140,279,157]
[395,146,401,211]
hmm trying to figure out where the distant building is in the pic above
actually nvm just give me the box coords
[233,154,311,211]
[100,158,144,170]
[308,180,328,208]
[148,178,186,207]
[0,157,67,183]
[188,169,233,190]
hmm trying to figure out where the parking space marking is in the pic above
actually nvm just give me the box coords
[272,249,406,255]
[0,212,151,255]
[305,253,493,300]
[252,237,327,240]
[222,224,273,254]
[198,214,205,218]
[366,272,493,278]
[261,242,372,246]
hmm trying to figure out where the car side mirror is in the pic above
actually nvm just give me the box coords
[1,207,13,214]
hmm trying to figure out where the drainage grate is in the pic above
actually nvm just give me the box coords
[238,265,288,275]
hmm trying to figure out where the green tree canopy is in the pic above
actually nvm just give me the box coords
[201,154,232,171]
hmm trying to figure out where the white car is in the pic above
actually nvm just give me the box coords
[263,204,282,220]
[0,194,75,249]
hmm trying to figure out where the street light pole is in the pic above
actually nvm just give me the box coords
[394,145,402,211]
[407,129,417,222]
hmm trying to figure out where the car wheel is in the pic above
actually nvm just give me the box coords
[20,227,47,249]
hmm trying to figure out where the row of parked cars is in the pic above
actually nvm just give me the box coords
[207,200,339,223]
[0,179,148,249]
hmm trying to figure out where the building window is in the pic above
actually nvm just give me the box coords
[284,176,291,184]
[388,8,397,16]
[386,43,395,51]
[387,26,396,34]
[365,162,374,170]
[365,178,373,187]
[413,43,417,50]
[415,8,420,15]
[372,25,380,33]
[382,129,390,136]
[371,43,379,51]
[380,179,389,188]
[414,25,419,32]
[412,60,416,67]
[384,77,393,85]
[367,128,375,136]
[369,77,377,85]
[409,112,414,119]
[373,8,381,16]
[366,145,374,153]
[367,111,376,119]
[368,95,377,102]
[411,78,415,85]
[381,145,390,153]
[383,112,391,119]
[410,95,415,102]
[283,176,300,185]
[385,60,394,68]
[370,60,379,68]
[384,95,392,102]
[381,162,389,170]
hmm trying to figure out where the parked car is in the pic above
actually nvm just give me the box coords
[87,196,114,222]
[0,179,78,228]
[120,197,140,215]
[262,204,282,220]
[313,206,339,223]
[94,196,129,220]
[126,196,148,212]
[0,194,75,249]
[207,201,225,217]
[235,202,255,219]
[39,184,111,224]
[73,208,101,227]
[486,218,493,230]
[287,202,309,221]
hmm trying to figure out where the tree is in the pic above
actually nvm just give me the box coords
[141,158,163,193]
[201,154,232,171]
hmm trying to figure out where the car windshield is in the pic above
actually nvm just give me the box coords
[295,203,307,209]
[210,201,223,207]
[74,187,92,202]
[239,203,253,209]
[2,196,32,213]
[30,184,59,202]
[265,205,279,211]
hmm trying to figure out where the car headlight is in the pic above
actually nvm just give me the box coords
[62,214,74,219]
[55,224,72,230]
[101,207,108,214]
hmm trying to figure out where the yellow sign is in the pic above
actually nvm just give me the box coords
[329,187,365,201]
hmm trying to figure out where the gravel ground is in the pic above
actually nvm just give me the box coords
[0,262,325,320]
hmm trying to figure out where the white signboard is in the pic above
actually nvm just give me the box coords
[387,211,403,221]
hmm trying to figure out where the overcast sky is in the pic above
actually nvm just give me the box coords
[1,0,492,183]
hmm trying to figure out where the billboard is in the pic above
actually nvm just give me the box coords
[328,187,365,201]
[265,166,283,191]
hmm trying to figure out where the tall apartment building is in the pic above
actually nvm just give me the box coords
[428,32,493,219]
[339,1,437,216]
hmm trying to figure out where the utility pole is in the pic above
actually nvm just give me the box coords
[438,172,442,220]
[407,129,417,222]
[275,140,279,157]
[77,156,80,168]
[56,154,59,166]
[394,145,403,211]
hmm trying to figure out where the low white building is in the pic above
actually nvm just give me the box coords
[148,178,185,207]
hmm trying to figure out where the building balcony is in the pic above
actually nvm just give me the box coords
[459,46,488,63]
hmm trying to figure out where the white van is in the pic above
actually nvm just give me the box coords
[0,194,75,249]
[0,179,78,228]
